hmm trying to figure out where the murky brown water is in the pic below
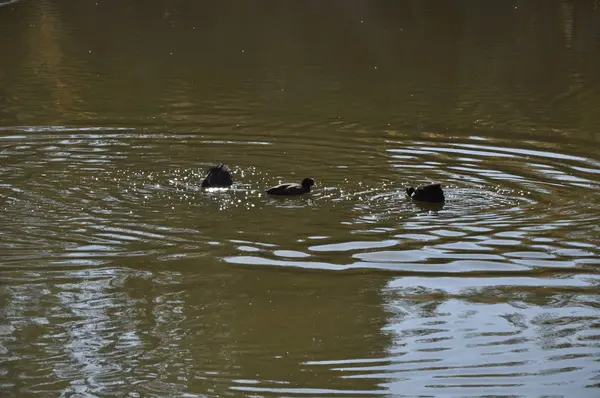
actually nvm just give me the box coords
[1,1,600,396]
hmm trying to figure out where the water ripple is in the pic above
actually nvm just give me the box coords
[1,126,600,397]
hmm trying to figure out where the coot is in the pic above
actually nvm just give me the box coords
[406,183,445,203]
[201,163,233,188]
[266,177,315,196]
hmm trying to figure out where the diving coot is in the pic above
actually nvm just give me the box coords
[406,183,445,203]
[201,163,233,188]
[266,177,315,196]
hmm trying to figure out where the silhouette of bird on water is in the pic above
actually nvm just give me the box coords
[201,163,233,188]
[406,183,445,203]
[266,177,315,196]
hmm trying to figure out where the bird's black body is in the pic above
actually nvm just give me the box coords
[266,178,315,196]
[201,163,233,188]
[406,183,445,203]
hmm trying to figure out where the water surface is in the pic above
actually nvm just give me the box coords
[1,1,600,397]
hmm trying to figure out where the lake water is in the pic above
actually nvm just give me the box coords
[1,1,600,397]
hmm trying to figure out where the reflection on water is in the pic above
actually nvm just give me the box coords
[1,1,600,397]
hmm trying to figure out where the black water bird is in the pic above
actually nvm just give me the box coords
[201,163,233,188]
[266,178,315,196]
[406,183,445,203]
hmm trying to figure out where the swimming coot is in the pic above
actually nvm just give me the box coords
[266,177,315,196]
[201,163,233,188]
[406,183,445,203]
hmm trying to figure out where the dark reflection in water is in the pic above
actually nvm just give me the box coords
[1,1,600,397]
[1,0,600,133]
